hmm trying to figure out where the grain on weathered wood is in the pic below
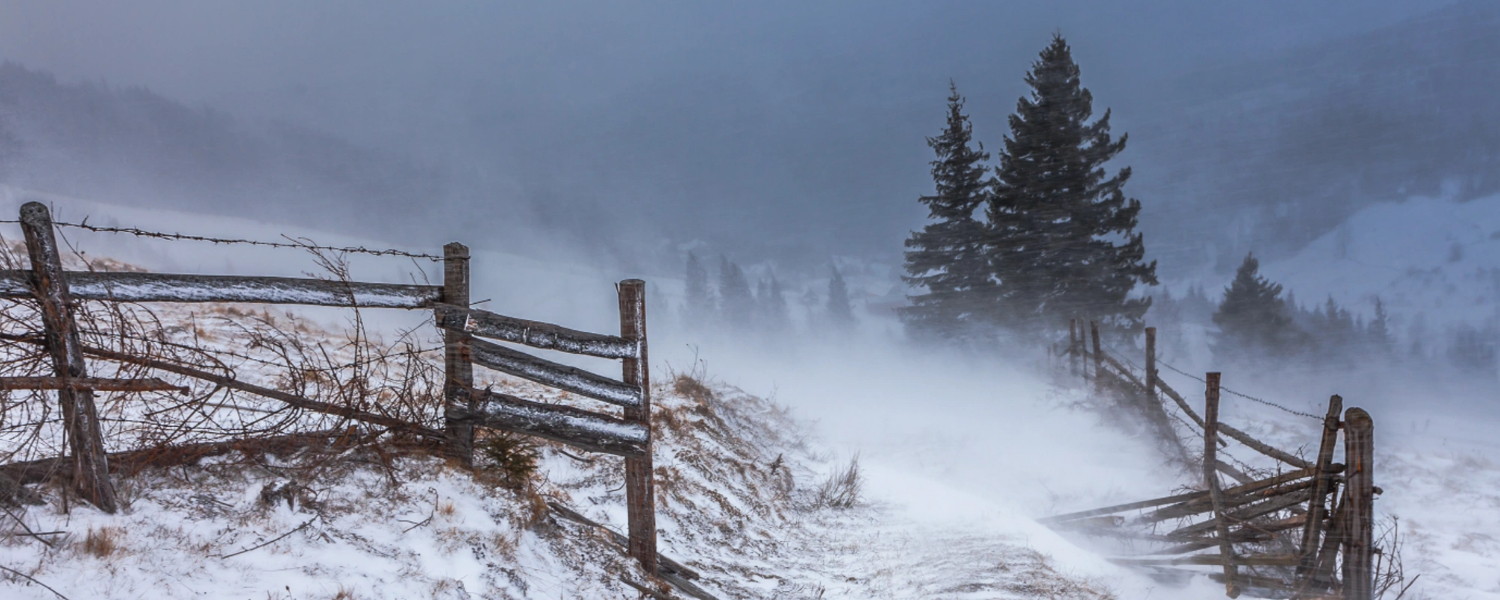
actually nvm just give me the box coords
[1140,476,1316,523]
[1203,372,1240,598]
[441,243,476,466]
[0,270,441,308]
[19,202,117,513]
[459,387,648,458]
[1039,489,1208,524]
[466,337,641,408]
[1342,408,1375,600]
[433,303,637,360]
[618,279,658,574]
[1298,395,1344,583]
[0,376,186,394]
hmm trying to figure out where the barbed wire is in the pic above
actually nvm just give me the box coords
[1156,359,1321,420]
[0,218,444,261]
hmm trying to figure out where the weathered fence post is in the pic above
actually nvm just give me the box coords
[1144,327,1157,398]
[441,242,475,467]
[1298,395,1344,583]
[1203,372,1239,598]
[1069,319,1080,377]
[18,202,118,513]
[1342,408,1375,600]
[618,279,657,574]
[1090,321,1103,392]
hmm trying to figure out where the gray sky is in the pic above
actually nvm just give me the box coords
[0,0,1465,266]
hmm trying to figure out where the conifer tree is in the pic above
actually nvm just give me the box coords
[683,252,714,326]
[987,34,1157,336]
[901,82,992,340]
[762,275,792,332]
[1212,253,1298,360]
[827,266,855,327]
[1367,296,1392,354]
[718,256,754,328]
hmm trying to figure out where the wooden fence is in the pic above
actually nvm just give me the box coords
[0,203,666,574]
[1047,320,1378,600]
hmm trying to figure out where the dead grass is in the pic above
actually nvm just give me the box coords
[81,525,124,559]
[812,454,863,510]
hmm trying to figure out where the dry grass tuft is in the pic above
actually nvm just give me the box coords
[672,373,715,405]
[813,454,863,510]
[82,525,124,558]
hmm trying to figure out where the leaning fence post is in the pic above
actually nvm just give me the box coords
[1342,408,1375,600]
[1069,319,1080,378]
[1298,395,1344,583]
[19,202,118,513]
[1203,372,1239,598]
[618,279,657,574]
[1090,321,1103,392]
[1144,327,1157,398]
[441,242,475,467]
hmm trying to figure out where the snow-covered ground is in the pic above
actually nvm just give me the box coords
[1,188,1496,599]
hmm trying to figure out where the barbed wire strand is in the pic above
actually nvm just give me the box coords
[1155,359,1321,420]
[0,218,443,261]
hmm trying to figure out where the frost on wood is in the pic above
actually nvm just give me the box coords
[467,337,642,408]
[465,388,648,458]
[435,303,637,359]
[0,270,442,308]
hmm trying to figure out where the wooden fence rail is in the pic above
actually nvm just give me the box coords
[1048,319,1377,600]
[0,202,661,573]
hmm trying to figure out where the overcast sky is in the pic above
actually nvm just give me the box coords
[0,1,1463,267]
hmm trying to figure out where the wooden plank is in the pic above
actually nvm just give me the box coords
[467,337,642,408]
[435,303,637,360]
[0,270,441,308]
[1203,372,1240,598]
[1343,408,1375,600]
[1298,395,1344,582]
[1141,476,1315,523]
[1169,490,1314,538]
[619,279,658,574]
[1218,421,1313,469]
[441,243,476,467]
[1111,553,1300,567]
[19,202,117,514]
[1039,489,1208,524]
[461,388,648,458]
[0,376,187,393]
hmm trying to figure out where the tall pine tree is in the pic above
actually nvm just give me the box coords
[827,266,855,328]
[718,256,755,328]
[988,34,1157,336]
[901,82,992,340]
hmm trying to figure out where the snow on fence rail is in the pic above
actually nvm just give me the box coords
[1048,320,1378,600]
[0,202,662,573]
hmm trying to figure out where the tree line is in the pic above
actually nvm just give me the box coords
[900,34,1157,343]
[681,253,855,334]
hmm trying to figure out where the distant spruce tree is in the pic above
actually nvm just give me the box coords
[683,252,714,327]
[827,266,855,327]
[1367,296,1392,354]
[1212,253,1298,360]
[718,256,755,328]
[901,82,992,340]
[987,34,1157,336]
[761,275,792,332]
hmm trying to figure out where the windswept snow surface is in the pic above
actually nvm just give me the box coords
[2,189,1495,598]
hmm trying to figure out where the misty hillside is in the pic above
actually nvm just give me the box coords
[0,62,446,244]
[1133,0,1500,273]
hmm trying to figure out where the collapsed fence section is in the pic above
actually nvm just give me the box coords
[1049,319,1379,599]
[0,202,661,573]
